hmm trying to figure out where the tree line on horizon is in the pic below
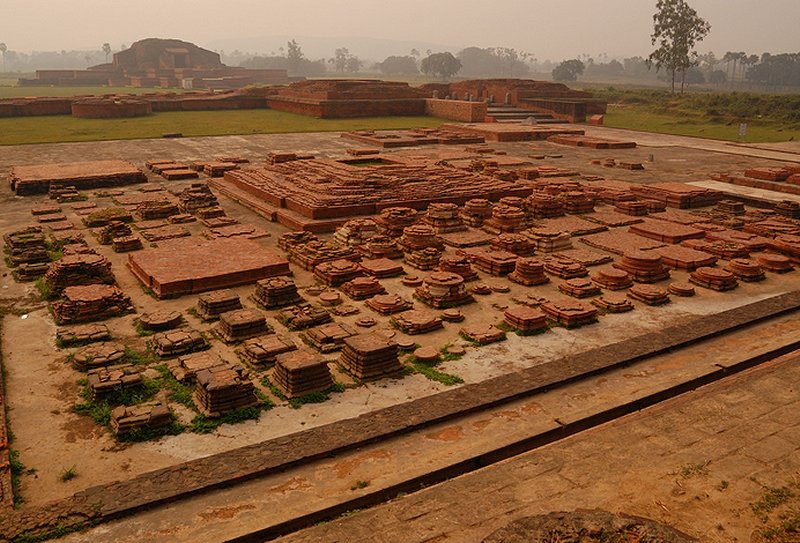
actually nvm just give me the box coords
[0,33,798,91]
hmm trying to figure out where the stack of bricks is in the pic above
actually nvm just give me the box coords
[689,267,739,291]
[302,322,357,353]
[523,227,572,253]
[390,309,443,335]
[422,203,466,233]
[360,257,405,278]
[756,253,794,273]
[483,204,526,234]
[333,219,379,248]
[724,258,765,282]
[460,323,506,345]
[341,276,386,300]
[272,350,334,398]
[542,255,589,279]
[628,284,671,305]
[194,364,259,417]
[591,268,633,290]
[196,289,242,321]
[277,303,332,330]
[43,253,116,294]
[138,310,182,332]
[767,235,800,262]
[503,306,548,333]
[314,259,364,286]
[168,351,227,383]
[365,293,413,315]
[178,184,219,214]
[375,207,418,238]
[682,239,749,259]
[98,221,133,244]
[290,240,361,271]
[136,201,179,220]
[111,402,172,436]
[56,323,111,346]
[775,201,800,219]
[203,162,240,177]
[469,250,518,276]
[526,193,565,219]
[83,208,133,228]
[615,200,649,216]
[112,235,143,252]
[217,308,269,343]
[491,233,536,257]
[714,200,746,216]
[559,277,602,298]
[148,328,209,357]
[52,284,134,324]
[404,246,444,271]
[460,199,493,227]
[4,227,50,273]
[71,343,126,371]
[339,333,403,380]
[415,272,475,308]
[438,255,479,281]
[613,251,670,283]
[592,293,634,313]
[254,277,303,308]
[541,299,598,328]
[87,364,143,400]
[196,206,226,220]
[668,282,696,297]
[559,191,595,214]
[508,257,549,286]
[237,335,297,368]
[48,183,81,202]
[358,235,403,259]
[398,224,443,253]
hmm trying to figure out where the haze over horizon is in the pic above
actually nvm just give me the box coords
[4,0,799,62]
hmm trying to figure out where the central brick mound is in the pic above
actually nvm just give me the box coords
[266,79,428,118]
[9,160,147,195]
[482,510,697,543]
[128,238,289,298]
[214,156,531,230]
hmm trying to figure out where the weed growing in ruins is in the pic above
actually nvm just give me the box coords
[405,355,464,386]
[752,486,795,519]
[74,377,161,427]
[9,449,27,507]
[74,399,112,426]
[116,419,186,443]
[260,376,344,408]
[34,277,55,300]
[494,321,548,337]
[153,365,195,409]
[678,461,710,478]
[139,284,158,299]
[124,346,158,366]
[59,465,77,482]
[189,406,264,434]
[438,344,464,362]
[350,480,370,490]
[717,480,730,491]
[133,319,154,337]
[185,306,200,320]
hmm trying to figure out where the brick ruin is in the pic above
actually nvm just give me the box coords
[9,160,147,195]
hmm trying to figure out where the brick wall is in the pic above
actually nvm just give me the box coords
[424,99,487,122]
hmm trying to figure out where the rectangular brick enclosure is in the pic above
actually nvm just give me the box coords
[9,160,147,195]
[218,157,532,221]
[127,238,290,298]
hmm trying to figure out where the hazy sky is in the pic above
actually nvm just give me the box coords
[4,0,799,60]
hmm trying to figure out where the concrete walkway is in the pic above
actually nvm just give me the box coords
[276,350,800,543]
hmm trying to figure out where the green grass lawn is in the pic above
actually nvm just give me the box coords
[603,106,799,143]
[0,109,446,145]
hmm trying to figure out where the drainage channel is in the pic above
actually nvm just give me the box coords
[225,339,800,543]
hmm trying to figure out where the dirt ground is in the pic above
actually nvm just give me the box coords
[1,128,799,509]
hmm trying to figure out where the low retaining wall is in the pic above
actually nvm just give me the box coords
[267,96,426,118]
[71,100,152,119]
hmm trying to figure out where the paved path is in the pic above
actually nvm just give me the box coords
[276,350,800,543]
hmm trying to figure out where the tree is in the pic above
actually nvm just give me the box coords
[378,55,418,75]
[551,59,585,81]
[345,55,362,73]
[0,43,6,72]
[647,0,711,93]
[285,39,305,74]
[420,52,462,80]
[332,48,350,73]
[102,43,111,63]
